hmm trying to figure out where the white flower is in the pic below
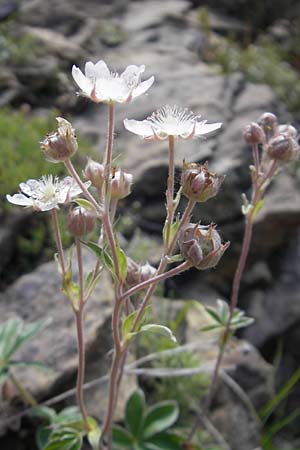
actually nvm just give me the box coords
[72,60,154,103]
[7,175,90,212]
[124,105,222,140]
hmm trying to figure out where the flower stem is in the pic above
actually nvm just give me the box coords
[64,159,102,215]
[75,239,89,430]
[51,208,66,276]
[164,135,175,251]
[120,261,191,301]
[103,102,115,213]
[9,371,38,407]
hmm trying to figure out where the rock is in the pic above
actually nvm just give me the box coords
[0,249,135,424]
[23,26,85,61]
[243,234,300,348]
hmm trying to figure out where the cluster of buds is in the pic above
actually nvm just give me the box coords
[67,206,96,237]
[178,223,229,270]
[111,168,133,199]
[125,257,156,288]
[243,112,299,163]
[181,161,225,203]
[41,117,78,163]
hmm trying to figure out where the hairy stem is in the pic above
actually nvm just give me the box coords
[64,159,102,214]
[164,135,175,251]
[75,239,90,429]
[103,102,115,213]
[51,208,66,276]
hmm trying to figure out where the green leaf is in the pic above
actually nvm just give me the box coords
[112,425,134,449]
[217,299,229,323]
[204,307,224,326]
[36,426,52,450]
[163,216,180,248]
[142,401,179,439]
[259,367,300,422]
[122,311,138,343]
[250,198,264,221]
[0,318,50,362]
[54,407,81,425]
[73,198,97,212]
[145,431,183,450]
[0,318,23,361]
[62,265,80,309]
[29,406,57,422]
[87,418,101,450]
[43,428,82,450]
[116,243,127,282]
[83,242,116,279]
[125,389,145,438]
[122,306,151,343]
[139,324,177,343]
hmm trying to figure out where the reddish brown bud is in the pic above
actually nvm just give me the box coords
[125,257,156,287]
[267,133,299,161]
[243,122,265,144]
[84,158,105,189]
[111,168,133,199]
[181,161,225,203]
[41,117,78,163]
[67,206,96,237]
[258,112,278,138]
[178,223,229,270]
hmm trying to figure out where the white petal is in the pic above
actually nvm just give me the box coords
[19,179,39,195]
[6,194,33,207]
[124,119,154,138]
[72,66,93,95]
[95,78,130,103]
[195,121,222,136]
[121,64,145,81]
[84,61,96,78]
[132,76,155,99]
[94,60,110,78]
[37,200,58,211]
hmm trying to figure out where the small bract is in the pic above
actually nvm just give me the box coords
[72,60,154,104]
[124,105,222,140]
[7,175,90,212]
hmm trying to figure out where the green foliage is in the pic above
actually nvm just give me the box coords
[203,299,254,334]
[32,406,101,450]
[112,389,182,450]
[0,109,62,209]
[0,317,50,385]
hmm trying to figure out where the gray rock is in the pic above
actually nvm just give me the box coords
[0,249,135,422]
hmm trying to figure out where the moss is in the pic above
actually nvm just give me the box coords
[0,107,95,283]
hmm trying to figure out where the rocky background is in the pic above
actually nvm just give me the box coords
[0,0,300,449]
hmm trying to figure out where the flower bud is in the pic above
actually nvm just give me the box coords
[84,158,105,189]
[243,122,265,144]
[181,161,225,203]
[258,112,278,138]
[140,262,156,282]
[125,257,156,287]
[41,117,78,163]
[111,168,133,199]
[278,124,298,139]
[267,133,299,161]
[67,206,96,237]
[178,223,229,270]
